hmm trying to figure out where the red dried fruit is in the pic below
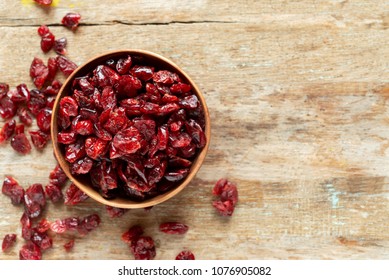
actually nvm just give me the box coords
[50,217,78,234]
[41,32,55,53]
[29,130,50,150]
[78,214,101,235]
[105,206,128,218]
[19,241,42,260]
[34,0,52,6]
[90,160,118,194]
[71,157,93,174]
[212,179,238,216]
[65,139,86,163]
[85,137,108,159]
[2,176,25,205]
[64,183,89,205]
[9,84,30,103]
[116,55,132,74]
[2,234,17,252]
[112,126,142,155]
[60,96,78,116]
[0,119,16,143]
[30,57,49,89]
[20,213,32,240]
[37,25,50,37]
[56,55,78,76]
[153,70,176,85]
[64,240,75,252]
[27,89,46,116]
[11,133,32,154]
[131,65,154,81]
[17,108,33,126]
[121,225,143,244]
[24,184,46,218]
[0,96,17,119]
[115,75,142,97]
[45,183,63,203]
[58,131,77,144]
[164,169,189,182]
[0,83,9,99]
[159,222,189,234]
[54,37,67,55]
[49,164,68,187]
[47,57,58,81]
[170,83,191,95]
[36,219,51,233]
[102,107,128,135]
[62,12,81,31]
[37,108,52,132]
[30,229,53,250]
[176,250,195,260]
[15,124,25,135]
[73,119,94,135]
[93,65,120,88]
[130,236,156,260]
[44,79,62,96]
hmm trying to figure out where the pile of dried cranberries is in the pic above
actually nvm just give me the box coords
[56,55,207,201]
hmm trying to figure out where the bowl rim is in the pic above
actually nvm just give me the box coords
[51,49,211,209]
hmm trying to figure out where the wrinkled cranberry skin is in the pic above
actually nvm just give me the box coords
[37,108,52,132]
[54,37,67,55]
[19,241,42,260]
[0,83,9,99]
[159,222,189,234]
[56,55,78,76]
[212,179,238,216]
[41,32,55,53]
[71,157,93,174]
[29,130,50,150]
[176,250,195,260]
[30,57,49,89]
[49,164,68,187]
[64,183,89,205]
[45,183,63,203]
[0,119,16,143]
[2,234,17,252]
[37,25,50,36]
[131,236,156,260]
[2,176,25,205]
[62,12,81,31]
[34,0,52,6]
[0,96,17,119]
[11,133,32,154]
[17,107,33,126]
[24,184,46,218]
[121,225,143,244]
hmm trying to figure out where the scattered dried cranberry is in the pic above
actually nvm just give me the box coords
[64,183,89,205]
[45,183,63,203]
[23,183,46,218]
[0,119,16,143]
[49,164,68,187]
[30,57,49,89]
[130,236,156,260]
[36,219,51,233]
[176,250,195,260]
[54,37,67,55]
[29,130,50,150]
[2,234,17,252]
[121,225,143,244]
[159,222,189,234]
[41,32,55,53]
[11,133,32,154]
[0,83,9,99]
[212,179,238,216]
[64,240,75,252]
[50,214,100,236]
[34,0,52,6]
[30,228,53,250]
[105,206,128,218]
[0,96,17,119]
[19,241,42,260]
[17,107,33,126]
[62,13,81,31]
[2,176,25,205]
[56,55,78,76]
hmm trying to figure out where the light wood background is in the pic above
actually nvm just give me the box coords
[0,0,388,259]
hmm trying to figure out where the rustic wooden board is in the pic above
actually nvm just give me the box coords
[0,0,388,260]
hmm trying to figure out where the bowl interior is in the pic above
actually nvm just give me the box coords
[51,50,210,209]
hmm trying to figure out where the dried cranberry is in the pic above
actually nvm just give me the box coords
[2,234,17,252]
[49,164,68,187]
[45,183,63,203]
[70,156,93,174]
[131,65,154,81]
[0,96,17,119]
[37,108,52,132]
[64,240,75,252]
[20,213,32,240]
[41,32,55,53]
[24,184,46,218]
[34,0,52,6]
[9,84,30,103]
[78,214,100,235]
[29,130,50,150]
[58,131,77,145]
[212,179,238,216]
[105,206,128,218]
[93,65,120,88]
[30,229,53,250]
[11,133,32,154]
[112,127,142,155]
[2,176,25,205]
[47,57,58,81]
[0,83,9,99]
[85,137,108,159]
[0,119,16,143]
[64,183,89,205]
[17,108,33,126]
[176,250,195,260]
[164,169,189,182]
[36,219,51,233]
[54,37,67,55]
[90,160,118,194]
[27,89,46,116]
[19,241,42,260]
[37,25,50,37]
[115,75,142,97]
[65,139,86,163]
[121,225,143,244]
[56,55,78,76]
[30,57,49,89]
[116,55,132,74]
[159,222,189,234]
[171,83,191,95]
[130,236,156,260]
[102,107,127,135]
[44,79,62,96]
[153,70,176,85]
[62,12,81,31]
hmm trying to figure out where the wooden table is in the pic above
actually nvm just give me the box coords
[0,0,388,260]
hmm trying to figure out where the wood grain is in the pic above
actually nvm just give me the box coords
[0,0,388,259]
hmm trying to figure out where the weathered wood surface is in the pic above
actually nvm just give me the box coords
[0,0,388,259]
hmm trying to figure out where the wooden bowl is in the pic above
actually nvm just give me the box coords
[51,50,210,209]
